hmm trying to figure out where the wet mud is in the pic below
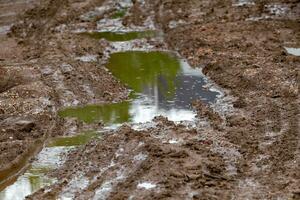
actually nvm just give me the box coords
[0,0,299,199]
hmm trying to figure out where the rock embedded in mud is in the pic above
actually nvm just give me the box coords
[16,120,36,132]
[226,115,247,127]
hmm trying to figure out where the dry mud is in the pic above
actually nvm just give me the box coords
[0,0,299,199]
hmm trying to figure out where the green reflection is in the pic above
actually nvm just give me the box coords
[28,173,45,192]
[107,51,180,98]
[82,31,157,41]
[112,9,127,19]
[27,167,54,194]
[27,167,51,174]
[59,51,182,125]
[47,131,100,147]
[59,101,131,124]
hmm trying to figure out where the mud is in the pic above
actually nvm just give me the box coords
[0,0,127,192]
[59,51,220,128]
[28,122,232,200]
[0,0,299,199]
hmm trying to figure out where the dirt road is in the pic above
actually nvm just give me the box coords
[0,0,299,199]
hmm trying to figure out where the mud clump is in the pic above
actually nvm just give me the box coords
[116,0,299,198]
[0,0,127,190]
[29,124,232,200]
[1,0,299,199]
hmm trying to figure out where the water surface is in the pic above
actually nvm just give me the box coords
[1,51,220,199]
[0,131,99,200]
[47,131,100,147]
[284,47,300,56]
[82,31,157,41]
[59,51,219,126]
[111,9,127,19]
[0,167,55,200]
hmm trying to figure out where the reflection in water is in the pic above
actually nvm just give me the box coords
[0,130,98,200]
[111,9,127,19]
[47,131,100,147]
[0,51,220,200]
[0,146,67,200]
[0,168,54,200]
[59,51,219,125]
[82,31,157,42]
[284,47,300,56]
[60,101,131,124]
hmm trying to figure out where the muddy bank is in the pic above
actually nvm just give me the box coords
[0,0,127,190]
[32,0,299,199]
[141,0,300,198]
[0,0,299,199]
[28,120,234,200]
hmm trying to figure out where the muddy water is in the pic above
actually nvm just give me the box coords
[284,47,300,56]
[0,131,100,200]
[0,167,55,200]
[48,131,99,147]
[111,9,127,19]
[82,30,157,41]
[0,1,219,198]
[59,51,219,126]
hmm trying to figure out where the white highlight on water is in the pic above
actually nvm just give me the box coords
[137,182,157,190]
[284,47,300,56]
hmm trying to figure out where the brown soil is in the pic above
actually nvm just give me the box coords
[0,0,127,188]
[29,121,232,200]
[145,0,300,198]
[1,0,299,199]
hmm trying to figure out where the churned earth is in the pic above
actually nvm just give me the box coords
[0,0,299,199]
[0,0,128,193]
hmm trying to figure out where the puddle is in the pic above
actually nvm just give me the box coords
[59,51,219,126]
[0,0,223,197]
[82,30,157,42]
[111,9,127,19]
[0,131,100,200]
[47,131,100,147]
[0,146,64,200]
[0,167,55,200]
[284,47,300,56]
[59,101,131,125]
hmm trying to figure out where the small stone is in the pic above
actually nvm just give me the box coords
[16,120,36,132]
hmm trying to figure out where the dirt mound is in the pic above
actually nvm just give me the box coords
[29,122,233,199]
[0,0,299,199]
[0,0,127,189]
